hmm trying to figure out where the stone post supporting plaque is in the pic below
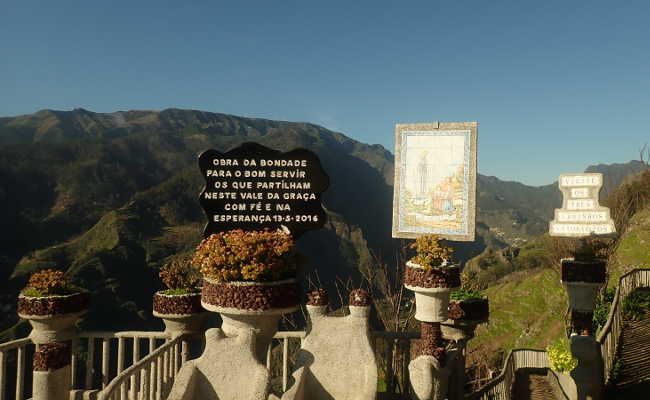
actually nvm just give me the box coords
[560,257,606,400]
[404,262,460,400]
[549,173,615,400]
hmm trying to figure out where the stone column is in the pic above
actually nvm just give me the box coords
[405,261,460,400]
[561,257,606,400]
[18,293,88,400]
[441,320,484,400]
[32,342,72,400]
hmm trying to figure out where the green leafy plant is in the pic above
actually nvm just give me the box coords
[450,288,485,302]
[593,287,616,331]
[409,234,453,269]
[22,269,80,297]
[191,229,299,282]
[622,290,650,321]
[159,256,201,295]
[546,339,578,374]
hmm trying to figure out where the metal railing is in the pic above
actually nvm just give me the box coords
[0,338,34,400]
[465,348,550,400]
[596,268,650,384]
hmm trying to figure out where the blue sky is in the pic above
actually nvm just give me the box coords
[1,1,648,186]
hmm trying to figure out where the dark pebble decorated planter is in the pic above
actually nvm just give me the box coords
[201,277,299,362]
[152,291,207,337]
[561,258,606,312]
[17,292,90,344]
[441,298,490,341]
[404,261,461,322]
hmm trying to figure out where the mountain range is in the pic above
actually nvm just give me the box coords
[0,108,646,336]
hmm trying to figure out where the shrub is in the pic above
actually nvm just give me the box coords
[159,256,201,294]
[192,229,299,282]
[23,269,78,297]
[593,287,616,331]
[622,290,650,321]
[409,234,453,269]
[546,339,578,374]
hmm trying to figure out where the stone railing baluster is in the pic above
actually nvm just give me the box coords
[15,346,25,400]
[85,337,94,390]
[102,338,110,389]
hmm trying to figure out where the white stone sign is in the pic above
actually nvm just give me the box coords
[549,173,616,237]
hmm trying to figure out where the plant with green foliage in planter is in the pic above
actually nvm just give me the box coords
[153,257,207,337]
[448,288,489,321]
[404,234,460,323]
[405,234,460,288]
[191,229,301,313]
[18,269,90,343]
[191,228,303,362]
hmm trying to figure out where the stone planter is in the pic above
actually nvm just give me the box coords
[561,258,606,284]
[561,258,605,313]
[152,290,208,337]
[448,298,489,321]
[404,261,460,323]
[17,292,90,344]
[201,277,299,362]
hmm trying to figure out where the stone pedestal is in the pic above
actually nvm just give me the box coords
[569,335,603,400]
[154,311,209,338]
[404,261,459,400]
[31,342,73,400]
[560,257,606,400]
[562,282,601,312]
[18,292,87,400]
[441,319,486,400]
[19,311,85,344]
[279,303,377,400]
[409,351,457,400]
[33,365,71,400]
[168,328,270,400]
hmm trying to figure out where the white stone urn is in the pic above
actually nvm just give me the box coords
[152,290,208,338]
[201,277,299,363]
[17,292,89,344]
[404,261,460,323]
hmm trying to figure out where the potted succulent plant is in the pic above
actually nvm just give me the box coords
[153,256,207,337]
[17,269,90,344]
[561,237,610,313]
[404,235,460,322]
[191,228,301,362]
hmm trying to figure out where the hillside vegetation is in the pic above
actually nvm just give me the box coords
[0,108,645,339]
